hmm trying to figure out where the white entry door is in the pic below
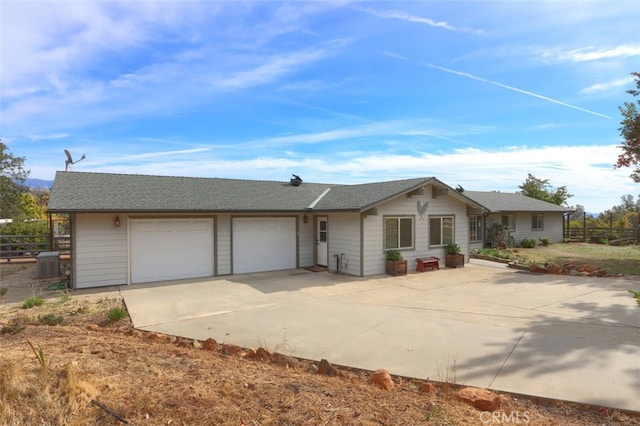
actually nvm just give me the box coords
[316,217,328,266]
[130,218,214,284]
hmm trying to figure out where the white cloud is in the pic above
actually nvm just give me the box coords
[580,76,636,94]
[355,6,484,34]
[525,123,561,131]
[26,133,70,141]
[356,7,455,30]
[213,48,332,91]
[558,45,640,62]
[235,118,484,149]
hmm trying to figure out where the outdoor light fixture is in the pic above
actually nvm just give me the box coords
[114,215,121,228]
[303,214,309,224]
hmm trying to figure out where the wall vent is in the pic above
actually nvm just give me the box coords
[37,252,60,278]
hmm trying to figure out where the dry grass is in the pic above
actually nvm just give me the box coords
[481,243,640,276]
[1,292,638,425]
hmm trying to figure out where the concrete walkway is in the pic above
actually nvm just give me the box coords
[121,261,640,412]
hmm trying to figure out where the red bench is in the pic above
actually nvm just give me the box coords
[416,257,440,272]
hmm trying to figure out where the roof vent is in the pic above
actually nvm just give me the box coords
[290,174,303,186]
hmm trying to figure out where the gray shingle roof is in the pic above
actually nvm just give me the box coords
[48,172,444,213]
[313,177,436,211]
[48,172,333,212]
[463,191,572,213]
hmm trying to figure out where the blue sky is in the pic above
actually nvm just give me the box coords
[1,1,639,212]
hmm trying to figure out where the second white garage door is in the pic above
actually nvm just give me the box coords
[130,218,214,284]
[232,217,296,274]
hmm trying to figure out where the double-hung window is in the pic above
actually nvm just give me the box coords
[469,215,482,242]
[429,215,454,246]
[501,214,515,232]
[532,214,544,231]
[384,217,414,250]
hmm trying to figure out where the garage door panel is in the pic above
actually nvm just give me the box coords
[232,217,296,274]
[131,218,214,284]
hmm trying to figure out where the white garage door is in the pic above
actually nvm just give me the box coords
[130,218,214,284]
[232,217,296,274]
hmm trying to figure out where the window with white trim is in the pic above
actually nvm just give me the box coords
[384,217,414,250]
[429,215,454,246]
[469,215,482,242]
[532,214,544,231]
[501,214,515,231]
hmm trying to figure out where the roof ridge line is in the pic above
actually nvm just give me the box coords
[307,188,332,210]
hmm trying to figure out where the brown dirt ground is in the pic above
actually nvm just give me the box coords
[1,262,638,425]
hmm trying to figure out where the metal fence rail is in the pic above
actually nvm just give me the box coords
[0,234,70,261]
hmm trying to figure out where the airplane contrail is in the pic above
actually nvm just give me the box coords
[426,63,610,119]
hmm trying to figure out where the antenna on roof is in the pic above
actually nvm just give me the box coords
[64,149,86,172]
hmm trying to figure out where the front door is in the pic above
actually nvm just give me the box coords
[316,217,328,266]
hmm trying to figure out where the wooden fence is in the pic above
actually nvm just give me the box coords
[564,227,640,244]
[0,234,70,261]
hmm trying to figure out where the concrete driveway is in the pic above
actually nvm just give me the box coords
[121,260,640,412]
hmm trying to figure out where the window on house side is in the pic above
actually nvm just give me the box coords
[532,214,544,231]
[469,215,482,242]
[384,217,414,250]
[501,214,515,231]
[429,216,454,246]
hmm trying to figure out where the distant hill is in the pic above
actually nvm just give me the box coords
[24,178,54,189]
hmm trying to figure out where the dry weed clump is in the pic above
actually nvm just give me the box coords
[0,349,100,425]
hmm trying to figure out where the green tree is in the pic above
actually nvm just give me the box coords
[612,194,640,214]
[518,173,573,206]
[0,140,29,218]
[569,204,585,222]
[616,72,640,182]
[19,192,47,219]
[598,194,640,227]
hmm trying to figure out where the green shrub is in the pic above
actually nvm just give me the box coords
[38,313,67,326]
[629,289,640,307]
[385,249,403,261]
[1,317,26,335]
[444,243,461,254]
[22,296,45,309]
[477,248,512,260]
[486,222,511,249]
[107,306,128,322]
[540,238,550,247]
[520,238,537,248]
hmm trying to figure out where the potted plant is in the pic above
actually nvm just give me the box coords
[444,243,465,268]
[385,249,408,276]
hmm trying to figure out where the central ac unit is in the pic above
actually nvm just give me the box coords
[37,252,60,278]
